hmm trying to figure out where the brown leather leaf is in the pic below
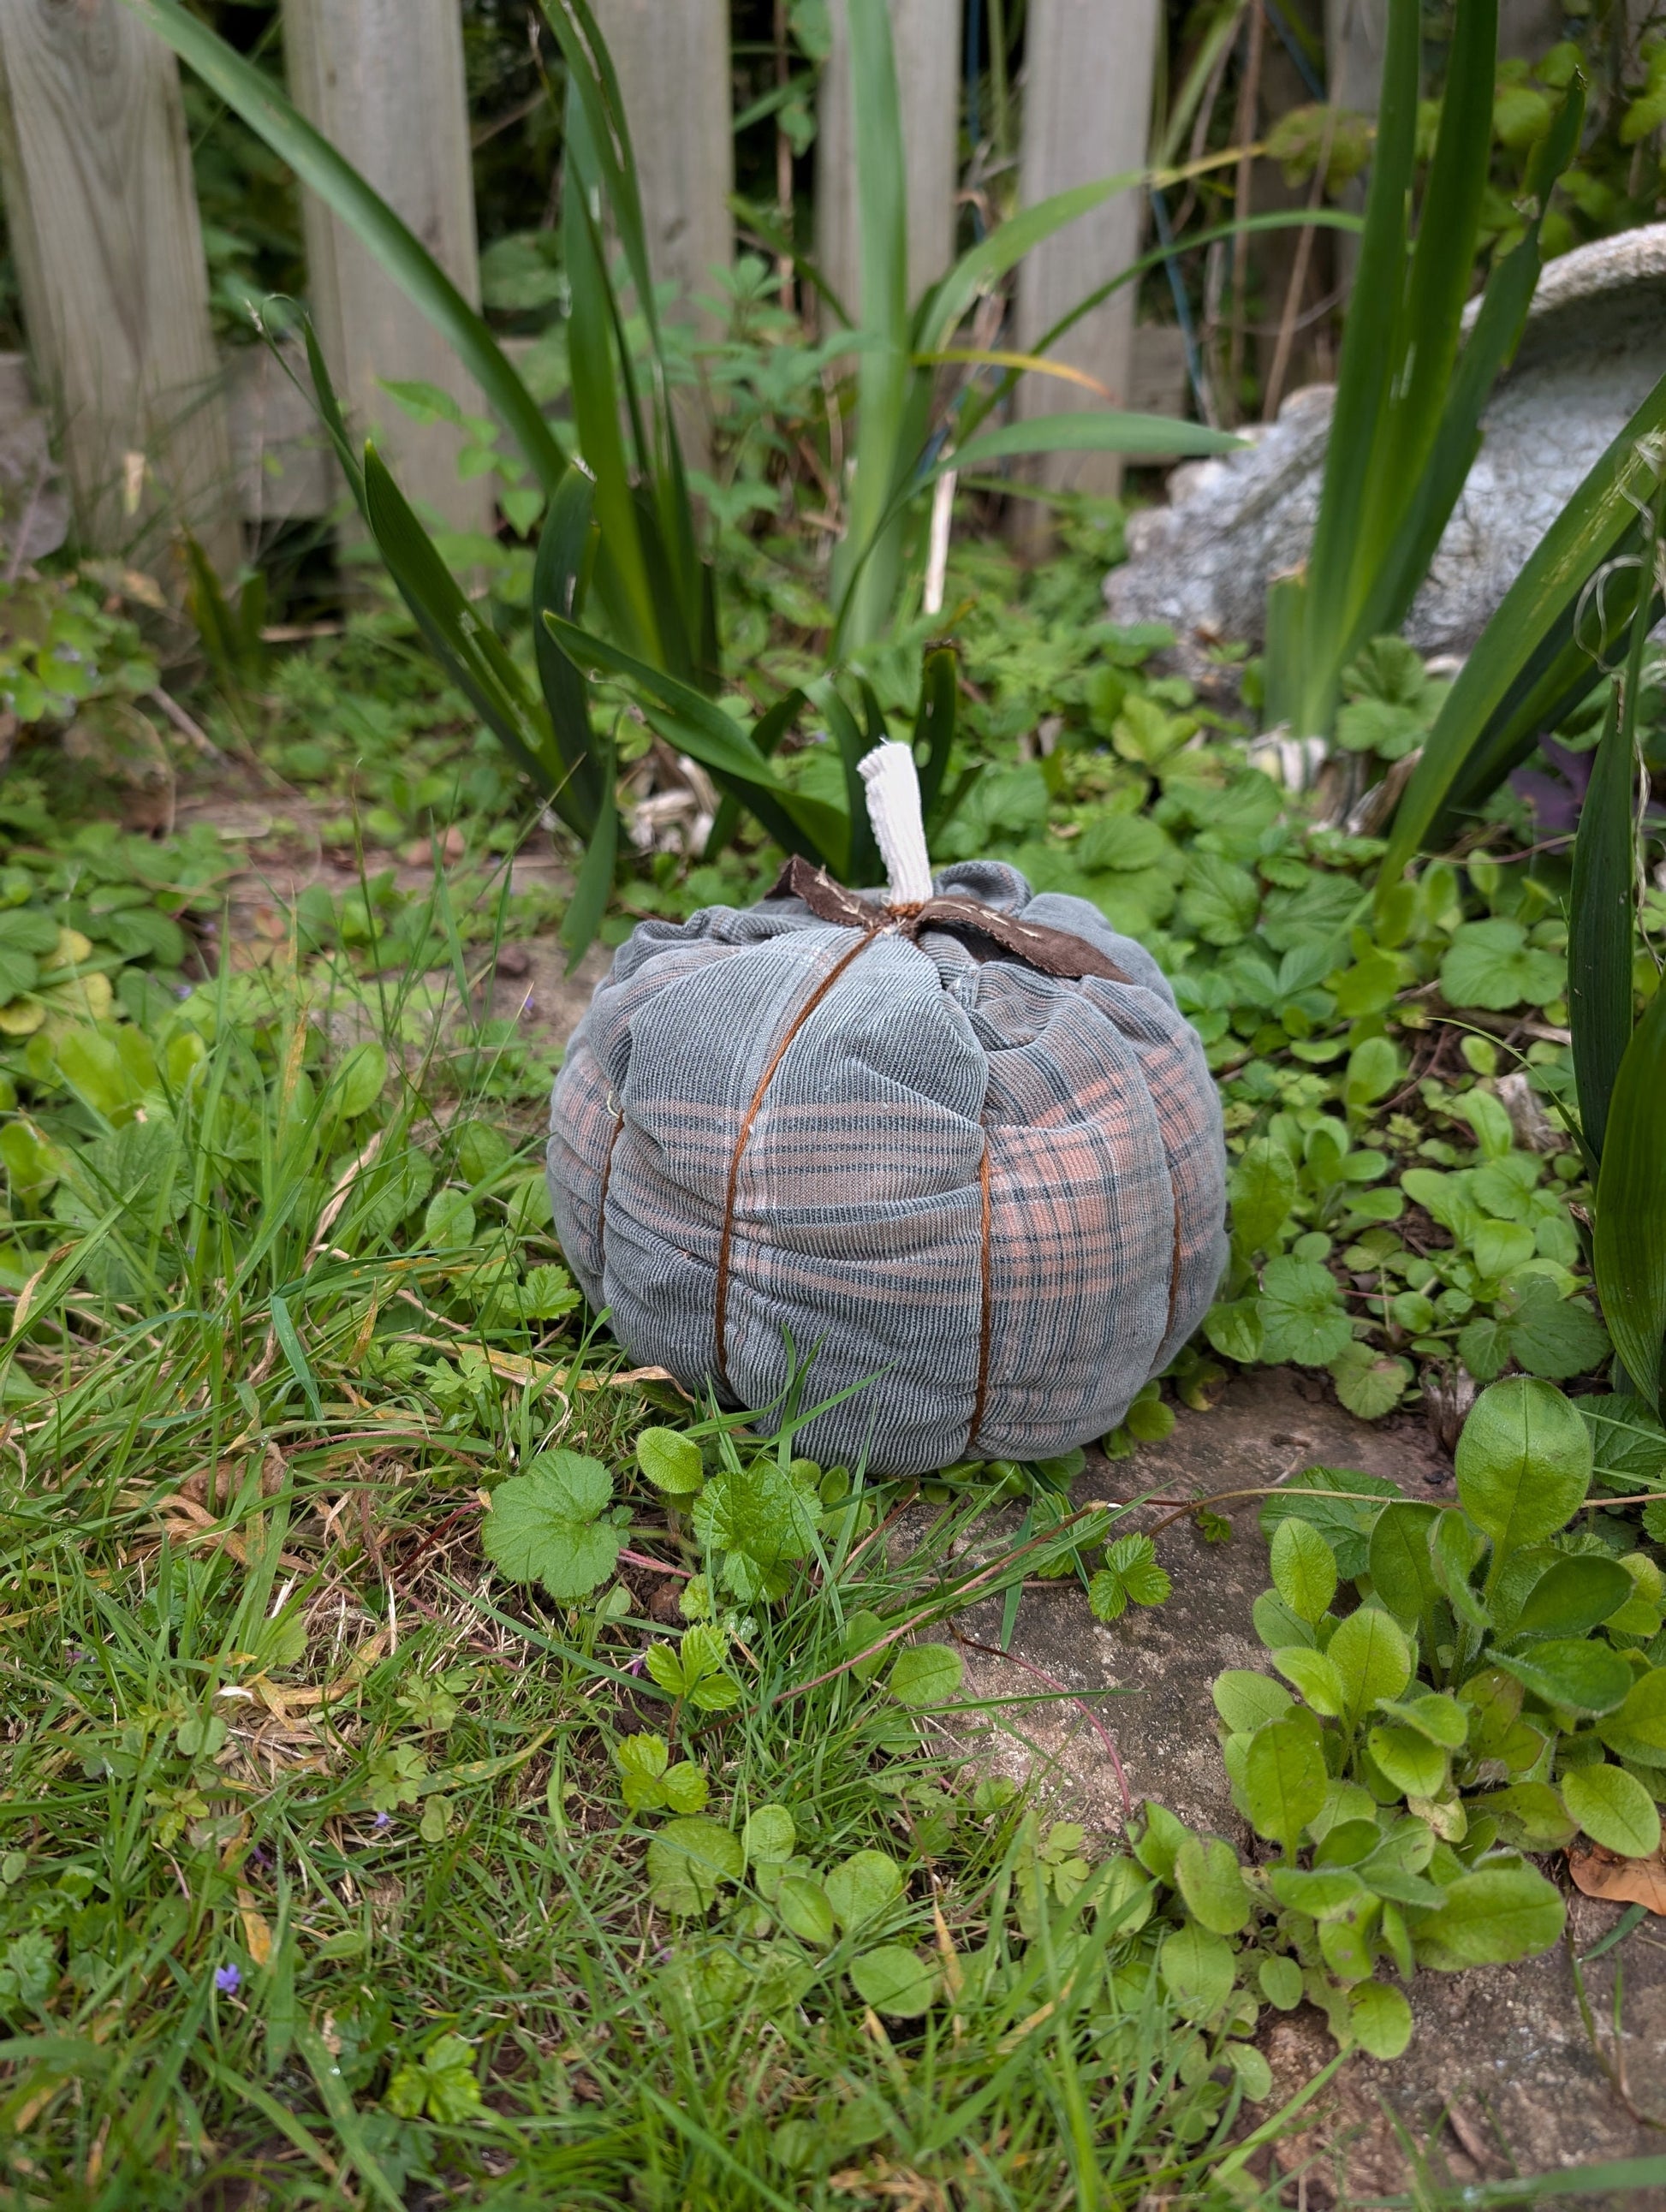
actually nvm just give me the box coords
[1568,1838,1666,1916]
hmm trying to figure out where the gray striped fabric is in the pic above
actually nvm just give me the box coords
[547,860,1227,1476]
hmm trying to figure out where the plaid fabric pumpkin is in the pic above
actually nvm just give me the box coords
[547,858,1227,1477]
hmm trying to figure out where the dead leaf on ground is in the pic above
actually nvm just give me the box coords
[1568,1838,1666,1916]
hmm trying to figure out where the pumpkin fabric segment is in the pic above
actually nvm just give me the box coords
[547,769,1227,1478]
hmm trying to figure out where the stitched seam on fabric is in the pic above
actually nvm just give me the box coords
[967,1143,993,1454]
[1163,1185,1184,1343]
[713,924,891,1393]
[596,1111,625,1279]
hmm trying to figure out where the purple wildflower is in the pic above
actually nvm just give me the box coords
[374,1811,391,1831]
[214,1964,241,1995]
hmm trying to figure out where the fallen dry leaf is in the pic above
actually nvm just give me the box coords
[237,1887,274,1966]
[1568,1838,1666,1916]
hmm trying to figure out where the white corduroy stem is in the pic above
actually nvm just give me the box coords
[858,741,935,905]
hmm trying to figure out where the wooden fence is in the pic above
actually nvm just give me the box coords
[0,0,1535,579]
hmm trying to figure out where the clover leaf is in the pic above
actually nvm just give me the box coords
[480,1449,622,1604]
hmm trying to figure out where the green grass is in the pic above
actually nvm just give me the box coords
[0,889,1342,2208]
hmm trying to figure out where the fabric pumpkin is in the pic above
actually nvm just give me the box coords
[546,826,1227,1477]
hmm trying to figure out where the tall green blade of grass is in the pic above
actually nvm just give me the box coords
[359,447,566,805]
[1282,0,1422,735]
[542,0,709,676]
[120,0,565,495]
[833,0,916,653]
[533,468,607,839]
[1377,374,1666,889]
[1568,695,1638,1164]
[1594,985,1666,1411]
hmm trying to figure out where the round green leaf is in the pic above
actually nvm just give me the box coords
[1349,1980,1413,2060]
[330,1040,388,1118]
[1598,1668,1666,1768]
[1258,1953,1305,2010]
[824,1849,904,1932]
[848,1946,939,2019]
[637,1427,705,1495]
[1560,1763,1663,1858]
[480,1450,622,1604]
[1258,1256,1353,1366]
[742,1805,797,1868]
[1365,1723,1447,1799]
[775,1876,835,1946]
[888,1643,963,1709]
[1224,2042,1274,2101]
[1455,1378,1592,1556]
[646,1818,745,1915]
[1270,1518,1337,1625]
[424,1187,477,1249]
[1158,1923,1236,2018]
[1211,1670,1294,1733]
[1174,1834,1253,1936]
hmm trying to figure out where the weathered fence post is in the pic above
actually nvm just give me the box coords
[817,0,961,318]
[592,0,734,462]
[284,0,492,537]
[0,0,241,576]
[1013,0,1161,515]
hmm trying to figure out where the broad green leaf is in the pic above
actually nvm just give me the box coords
[424,1189,476,1250]
[1211,1670,1294,1733]
[1439,920,1562,1011]
[637,1428,705,1495]
[1455,1377,1592,1555]
[1243,1717,1327,1849]
[1262,1467,1401,1582]
[1174,1834,1253,1936]
[1271,1518,1338,1625]
[849,1946,939,2019]
[1581,1395,1666,1491]
[1366,1723,1447,1799]
[742,1805,797,1868]
[1412,1863,1565,1970]
[1271,1645,1347,1717]
[1374,1693,1467,1749]
[1131,1801,1191,1884]
[1429,1508,1490,1631]
[1593,984,1666,1411]
[693,1459,819,1583]
[824,1850,904,1932]
[1268,1865,1368,1918]
[646,1818,745,1915]
[330,1041,388,1120]
[1229,1139,1298,1254]
[1330,1344,1413,1420]
[1597,1669,1666,1768]
[1491,1638,1633,1716]
[1259,1954,1305,2010]
[1473,1781,1578,1850]
[775,1876,835,1945]
[480,1451,622,1604]
[1349,1980,1413,2060]
[122,0,564,491]
[1512,1555,1631,1639]
[1368,1502,1442,1625]
[1258,1256,1353,1366]
[1157,1922,1236,2018]
[1327,1606,1412,1725]
[888,1644,962,1709]
[1560,1763,1662,1858]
